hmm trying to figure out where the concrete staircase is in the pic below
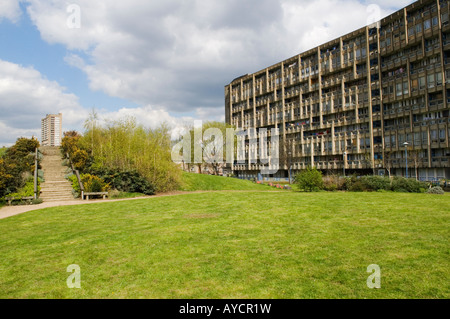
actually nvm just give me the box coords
[39,146,75,202]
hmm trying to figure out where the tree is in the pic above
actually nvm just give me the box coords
[294,166,324,192]
[409,149,421,181]
[0,137,40,197]
[182,121,235,175]
[383,149,393,178]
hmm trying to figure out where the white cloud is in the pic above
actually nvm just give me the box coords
[0,0,21,23]
[0,59,87,145]
[22,0,412,113]
[1,0,416,145]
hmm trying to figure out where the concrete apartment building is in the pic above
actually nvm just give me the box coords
[41,113,62,147]
[225,0,450,181]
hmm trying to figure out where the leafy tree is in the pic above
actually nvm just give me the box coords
[0,137,40,198]
[78,116,181,192]
[181,121,235,175]
[294,166,324,192]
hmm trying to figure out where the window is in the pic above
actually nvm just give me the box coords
[439,129,446,140]
[403,81,409,94]
[436,72,442,86]
[419,76,426,90]
[431,130,438,141]
[427,73,435,88]
[396,83,402,96]
[424,19,431,30]
[408,27,415,36]
[422,131,428,143]
[416,24,422,33]
[442,12,449,24]
[432,16,438,27]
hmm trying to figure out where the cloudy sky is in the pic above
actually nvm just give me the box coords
[0,0,415,146]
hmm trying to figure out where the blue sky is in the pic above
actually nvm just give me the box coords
[0,0,414,146]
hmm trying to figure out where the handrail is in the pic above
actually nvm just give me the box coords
[34,148,38,199]
[65,152,85,194]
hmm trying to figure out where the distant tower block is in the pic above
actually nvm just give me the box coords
[41,113,62,147]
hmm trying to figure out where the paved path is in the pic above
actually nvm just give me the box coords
[0,192,197,220]
[0,190,286,220]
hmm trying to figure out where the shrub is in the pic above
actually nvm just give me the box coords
[4,178,39,200]
[427,186,445,195]
[295,167,324,192]
[323,176,339,191]
[361,176,391,191]
[349,180,365,192]
[32,198,43,205]
[83,174,107,193]
[88,168,155,195]
[67,174,109,197]
[391,177,426,193]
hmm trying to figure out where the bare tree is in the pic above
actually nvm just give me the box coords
[409,149,421,181]
[383,149,393,178]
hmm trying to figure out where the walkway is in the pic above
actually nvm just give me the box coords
[0,191,201,220]
[0,190,284,220]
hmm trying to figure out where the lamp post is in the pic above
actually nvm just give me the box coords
[343,151,347,177]
[403,142,409,178]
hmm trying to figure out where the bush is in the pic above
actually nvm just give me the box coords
[427,186,445,195]
[3,178,39,200]
[83,174,107,193]
[88,168,155,195]
[360,176,391,191]
[67,174,109,197]
[295,167,324,192]
[391,177,426,193]
[32,198,43,205]
[349,180,366,192]
[323,176,338,191]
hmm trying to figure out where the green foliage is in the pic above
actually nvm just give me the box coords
[81,115,181,192]
[83,174,106,193]
[89,168,155,195]
[0,158,16,197]
[67,173,109,197]
[72,149,89,170]
[67,175,81,197]
[0,147,7,158]
[61,131,92,171]
[360,176,391,191]
[391,177,427,193]
[349,180,365,192]
[294,167,324,192]
[4,179,39,200]
[427,186,445,195]
[0,137,39,198]
[182,121,236,175]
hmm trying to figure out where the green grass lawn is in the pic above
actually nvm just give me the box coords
[179,172,277,191]
[0,191,448,299]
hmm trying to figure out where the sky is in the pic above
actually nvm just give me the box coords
[0,0,415,146]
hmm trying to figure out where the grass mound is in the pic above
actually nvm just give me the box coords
[179,172,273,191]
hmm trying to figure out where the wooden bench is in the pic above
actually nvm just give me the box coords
[5,196,34,206]
[82,192,108,200]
